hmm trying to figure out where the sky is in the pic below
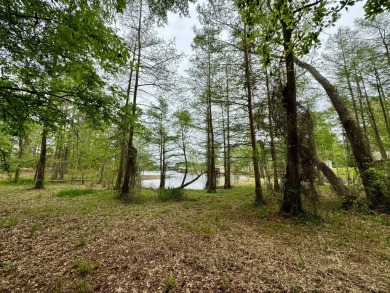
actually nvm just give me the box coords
[159,1,366,75]
[159,2,200,74]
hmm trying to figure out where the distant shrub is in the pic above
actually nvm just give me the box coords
[158,188,184,202]
[56,189,96,198]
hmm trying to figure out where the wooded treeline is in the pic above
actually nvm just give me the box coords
[0,0,389,214]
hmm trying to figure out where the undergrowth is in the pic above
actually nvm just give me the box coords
[158,188,184,202]
[56,189,96,198]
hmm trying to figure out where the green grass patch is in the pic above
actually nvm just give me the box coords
[76,279,92,293]
[74,260,91,276]
[0,178,35,186]
[378,251,390,262]
[165,273,176,291]
[158,188,184,202]
[56,189,96,198]
[2,260,17,272]
[0,216,18,228]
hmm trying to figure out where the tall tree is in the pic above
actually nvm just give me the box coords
[190,27,224,193]
[237,0,355,215]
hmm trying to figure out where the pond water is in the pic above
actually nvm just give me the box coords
[141,170,251,190]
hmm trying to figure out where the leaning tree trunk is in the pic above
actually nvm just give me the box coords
[281,24,302,215]
[295,58,390,212]
[300,145,355,209]
[34,126,48,189]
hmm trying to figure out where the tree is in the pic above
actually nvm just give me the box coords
[237,0,355,215]
[117,0,183,198]
[240,23,265,205]
[190,27,224,193]
[147,97,174,189]
[1,0,127,189]
[295,58,390,212]
[173,109,193,188]
[364,0,390,17]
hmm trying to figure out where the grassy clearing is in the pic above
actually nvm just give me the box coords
[0,184,389,292]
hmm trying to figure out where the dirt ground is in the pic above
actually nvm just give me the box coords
[0,184,389,292]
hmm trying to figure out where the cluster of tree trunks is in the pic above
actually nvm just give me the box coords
[295,58,390,212]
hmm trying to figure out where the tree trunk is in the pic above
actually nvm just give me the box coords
[341,47,360,126]
[360,73,388,160]
[224,66,231,189]
[295,58,390,212]
[373,66,390,137]
[265,69,280,192]
[301,145,355,208]
[180,172,206,189]
[115,45,137,190]
[243,27,264,206]
[180,128,188,187]
[159,134,166,189]
[59,144,69,180]
[205,50,216,193]
[120,0,142,199]
[353,70,368,134]
[51,134,61,180]
[14,135,24,182]
[115,141,126,190]
[34,126,48,189]
[281,25,302,215]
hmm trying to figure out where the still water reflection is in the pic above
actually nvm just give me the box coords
[141,171,250,190]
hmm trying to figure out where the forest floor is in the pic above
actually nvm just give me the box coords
[0,183,389,293]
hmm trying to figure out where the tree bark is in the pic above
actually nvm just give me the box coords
[281,24,302,215]
[300,145,355,208]
[159,132,166,189]
[223,66,231,189]
[295,58,390,212]
[34,126,48,189]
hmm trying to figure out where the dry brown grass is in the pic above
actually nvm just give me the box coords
[0,183,389,292]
